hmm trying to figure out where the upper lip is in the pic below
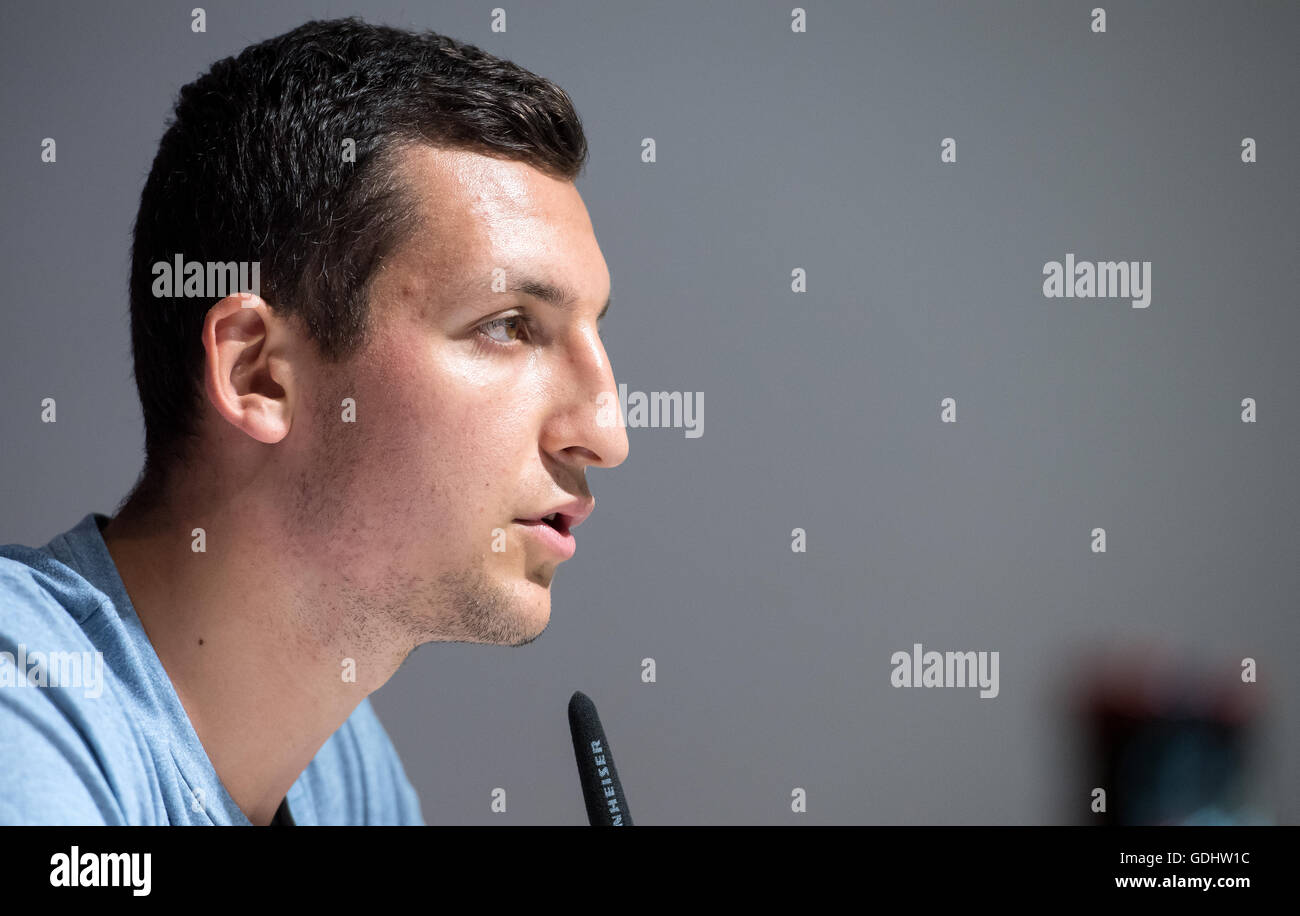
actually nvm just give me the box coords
[516,497,595,533]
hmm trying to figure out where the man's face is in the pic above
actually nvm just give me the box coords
[289,145,628,651]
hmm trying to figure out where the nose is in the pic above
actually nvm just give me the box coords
[540,322,630,471]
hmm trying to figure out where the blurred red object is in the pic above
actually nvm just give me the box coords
[1068,644,1269,825]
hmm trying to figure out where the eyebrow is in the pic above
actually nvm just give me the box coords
[510,277,611,322]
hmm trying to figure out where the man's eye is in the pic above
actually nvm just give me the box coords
[478,313,531,345]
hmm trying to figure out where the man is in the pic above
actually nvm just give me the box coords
[0,18,629,825]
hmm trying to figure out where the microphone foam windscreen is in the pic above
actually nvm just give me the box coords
[568,690,633,826]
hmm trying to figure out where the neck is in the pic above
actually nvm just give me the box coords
[102,482,409,826]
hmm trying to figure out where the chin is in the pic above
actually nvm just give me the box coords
[438,561,552,647]
[488,576,550,646]
[516,593,552,645]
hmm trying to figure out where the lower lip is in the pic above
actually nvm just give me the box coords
[513,520,577,560]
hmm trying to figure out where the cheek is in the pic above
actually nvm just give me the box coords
[346,365,524,537]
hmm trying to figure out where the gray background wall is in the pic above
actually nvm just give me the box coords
[1,1,1295,824]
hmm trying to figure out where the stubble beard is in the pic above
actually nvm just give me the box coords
[289,378,549,662]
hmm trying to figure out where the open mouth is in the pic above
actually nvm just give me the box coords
[512,513,578,560]
[516,513,571,536]
[538,513,569,535]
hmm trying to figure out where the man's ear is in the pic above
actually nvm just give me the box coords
[201,293,297,445]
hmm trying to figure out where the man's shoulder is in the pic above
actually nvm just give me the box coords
[0,540,109,631]
[292,696,426,825]
[0,520,146,712]
[0,543,162,824]
[0,537,128,691]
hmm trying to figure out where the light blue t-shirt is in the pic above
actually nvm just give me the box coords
[0,513,425,825]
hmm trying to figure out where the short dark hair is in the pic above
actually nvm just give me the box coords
[127,17,587,492]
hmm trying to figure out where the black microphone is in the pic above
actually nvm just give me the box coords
[567,690,633,826]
